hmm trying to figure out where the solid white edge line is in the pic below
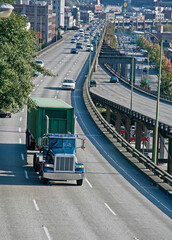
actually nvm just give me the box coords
[33,199,39,211]
[43,225,52,240]
[104,203,116,216]
[24,170,29,179]
[85,178,93,188]
[21,153,24,161]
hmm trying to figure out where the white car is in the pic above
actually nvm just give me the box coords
[86,44,93,52]
[62,78,75,90]
[35,60,44,67]
[71,38,76,43]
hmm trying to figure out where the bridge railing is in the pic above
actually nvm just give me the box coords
[83,23,172,197]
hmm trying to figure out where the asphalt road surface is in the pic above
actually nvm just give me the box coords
[0,31,172,240]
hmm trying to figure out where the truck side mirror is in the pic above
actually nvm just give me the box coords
[81,139,86,151]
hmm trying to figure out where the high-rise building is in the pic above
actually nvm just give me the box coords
[14,2,54,45]
[52,0,65,28]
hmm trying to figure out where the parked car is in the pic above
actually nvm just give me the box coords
[76,42,83,49]
[70,48,78,54]
[110,76,119,83]
[35,60,44,67]
[90,80,96,87]
[62,78,75,90]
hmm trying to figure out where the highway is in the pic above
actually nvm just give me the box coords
[0,31,172,240]
[90,64,172,127]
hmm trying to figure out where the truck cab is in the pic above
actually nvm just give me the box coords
[33,133,85,185]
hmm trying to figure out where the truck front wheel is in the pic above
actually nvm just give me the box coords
[33,154,39,172]
[42,178,48,184]
[77,179,83,186]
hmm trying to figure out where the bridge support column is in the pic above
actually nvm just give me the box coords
[152,130,159,164]
[167,138,172,174]
[135,122,142,152]
[94,57,98,72]
[116,64,120,74]
[121,64,127,78]
[115,112,121,133]
[106,107,111,123]
[130,58,136,84]
[125,117,131,143]
[160,135,165,159]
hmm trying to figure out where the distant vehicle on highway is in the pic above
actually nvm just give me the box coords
[76,42,83,49]
[35,60,44,67]
[143,67,147,73]
[71,38,76,43]
[70,48,78,54]
[62,78,75,90]
[90,80,96,87]
[74,34,80,40]
[33,70,39,77]
[0,111,11,118]
[110,76,119,83]
[86,44,93,52]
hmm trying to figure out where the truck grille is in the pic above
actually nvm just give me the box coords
[55,156,74,172]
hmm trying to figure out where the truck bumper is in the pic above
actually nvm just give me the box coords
[43,172,84,181]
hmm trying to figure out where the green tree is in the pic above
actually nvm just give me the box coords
[0,2,53,113]
[105,22,117,49]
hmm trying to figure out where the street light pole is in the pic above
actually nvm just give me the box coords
[0,3,14,18]
[130,56,134,116]
[152,40,163,164]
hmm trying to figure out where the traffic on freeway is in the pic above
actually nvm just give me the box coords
[0,25,172,240]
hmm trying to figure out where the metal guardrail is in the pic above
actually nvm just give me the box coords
[82,24,172,198]
[104,63,172,103]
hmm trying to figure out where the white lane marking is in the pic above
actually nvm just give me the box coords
[74,96,172,214]
[19,117,22,121]
[54,96,57,98]
[19,127,21,132]
[24,170,29,179]
[37,84,39,87]
[43,225,52,240]
[33,199,39,211]
[40,79,43,82]
[19,138,22,144]
[22,109,24,112]
[33,88,35,91]
[104,203,116,216]
[21,153,24,161]
[85,178,93,188]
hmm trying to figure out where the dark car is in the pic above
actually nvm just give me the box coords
[90,80,96,87]
[76,42,83,49]
[110,76,119,83]
[70,48,79,54]
[0,111,11,118]
[33,70,39,77]
[143,67,147,73]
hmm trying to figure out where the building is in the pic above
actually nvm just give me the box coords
[80,10,94,23]
[71,6,80,27]
[52,0,65,28]
[64,8,74,28]
[14,1,54,45]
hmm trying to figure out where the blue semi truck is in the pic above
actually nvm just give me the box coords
[27,98,85,185]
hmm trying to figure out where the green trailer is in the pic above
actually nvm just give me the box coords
[26,97,75,149]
